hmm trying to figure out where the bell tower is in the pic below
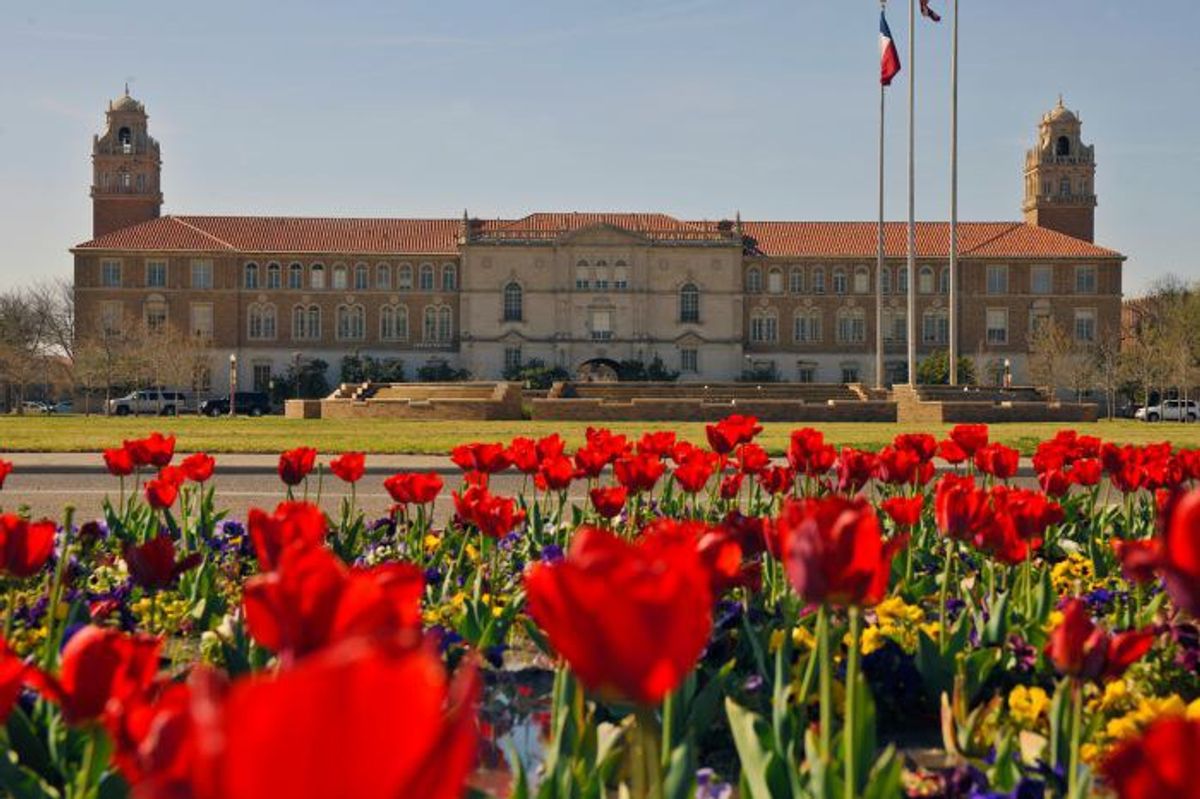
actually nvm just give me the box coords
[1022,97,1097,242]
[91,87,162,238]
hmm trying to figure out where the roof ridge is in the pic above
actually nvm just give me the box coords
[960,222,1021,257]
[171,216,237,250]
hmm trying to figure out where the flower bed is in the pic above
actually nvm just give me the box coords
[0,419,1197,799]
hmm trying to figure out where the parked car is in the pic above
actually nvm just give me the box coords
[1134,399,1199,422]
[199,392,272,417]
[106,390,190,416]
[47,400,74,414]
[19,401,50,414]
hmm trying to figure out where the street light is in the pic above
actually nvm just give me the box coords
[229,353,238,417]
[292,352,303,400]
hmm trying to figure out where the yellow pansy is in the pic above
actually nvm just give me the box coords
[1008,685,1050,727]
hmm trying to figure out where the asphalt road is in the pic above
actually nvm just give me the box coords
[0,452,1042,526]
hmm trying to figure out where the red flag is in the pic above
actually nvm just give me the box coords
[920,0,942,22]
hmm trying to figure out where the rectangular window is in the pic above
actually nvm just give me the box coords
[1075,265,1097,294]
[1074,308,1097,342]
[288,265,304,290]
[252,363,272,393]
[191,260,213,289]
[986,264,1008,295]
[190,303,214,340]
[1030,310,1053,336]
[986,307,1009,345]
[1030,265,1053,295]
[590,309,612,340]
[680,348,698,374]
[922,313,948,345]
[841,365,860,384]
[101,260,122,287]
[613,266,629,290]
[504,347,522,372]
[100,301,123,335]
[146,260,167,288]
[796,365,815,383]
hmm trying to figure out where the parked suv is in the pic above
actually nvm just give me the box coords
[200,392,272,417]
[1135,399,1199,422]
[107,390,190,416]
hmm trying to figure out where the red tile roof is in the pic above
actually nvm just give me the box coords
[738,221,1122,259]
[74,214,1122,259]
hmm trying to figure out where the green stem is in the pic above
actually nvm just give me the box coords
[3,581,15,640]
[817,603,833,763]
[71,726,98,799]
[844,605,862,799]
[633,708,663,799]
[939,539,953,653]
[41,507,74,670]
[1067,679,1083,799]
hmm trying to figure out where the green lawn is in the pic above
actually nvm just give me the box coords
[0,415,1196,455]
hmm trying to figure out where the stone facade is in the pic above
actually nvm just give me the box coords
[71,92,1125,393]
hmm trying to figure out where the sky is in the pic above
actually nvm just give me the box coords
[0,0,1196,296]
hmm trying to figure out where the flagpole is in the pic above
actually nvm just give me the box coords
[906,0,917,387]
[875,3,886,391]
[948,0,959,385]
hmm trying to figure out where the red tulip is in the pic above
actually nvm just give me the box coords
[104,677,197,792]
[506,438,539,474]
[124,640,479,799]
[104,447,135,477]
[836,448,877,494]
[0,459,11,490]
[277,447,317,486]
[705,415,762,455]
[874,445,923,486]
[757,465,796,496]
[589,485,628,519]
[144,474,180,509]
[125,433,176,469]
[0,639,28,724]
[124,535,202,591]
[450,442,511,474]
[383,472,444,505]
[613,453,665,494]
[1045,598,1154,682]
[644,518,761,596]
[585,427,631,461]
[948,424,989,456]
[735,443,770,474]
[247,501,328,571]
[719,472,745,500]
[329,452,365,484]
[180,452,215,483]
[880,496,923,528]
[893,433,938,462]
[243,544,423,661]
[0,514,56,578]
[34,626,161,725]
[937,439,969,465]
[1160,489,1200,615]
[537,455,576,492]
[786,428,826,473]
[524,526,713,705]
[637,431,677,457]
[1038,468,1071,497]
[674,453,716,494]
[573,445,611,479]
[1101,717,1200,799]
[537,433,566,460]
[1112,538,1163,585]
[935,473,986,541]
[776,496,905,607]
[1070,458,1103,487]
[452,484,525,538]
[974,443,1020,480]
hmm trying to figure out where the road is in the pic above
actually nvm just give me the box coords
[0,452,1042,525]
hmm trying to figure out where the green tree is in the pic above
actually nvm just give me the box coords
[502,358,569,389]
[916,349,976,386]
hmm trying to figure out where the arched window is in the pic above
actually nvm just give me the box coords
[614,260,629,290]
[503,282,523,322]
[438,306,453,341]
[423,306,438,341]
[376,264,392,290]
[832,267,848,295]
[248,304,277,340]
[397,263,413,290]
[441,264,457,292]
[919,266,935,294]
[336,304,365,340]
[880,266,892,294]
[354,263,369,291]
[789,267,804,294]
[793,309,822,342]
[836,308,867,344]
[419,263,435,291]
[853,266,870,294]
[332,265,348,291]
[266,262,281,289]
[679,283,700,323]
[1056,136,1070,157]
[922,309,949,345]
[746,267,762,293]
[594,260,609,290]
[812,267,826,294]
[380,305,408,341]
[244,263,259,290]
[897,266,908,293]
[767,267,784,294]
[939,267,950,294]
[749,308,778,343]
[118,126,132,147]
[575,260,590,290]
[288,263,303,290]
[310,264,325,290]
[292,305,320,340]
[1059,177,1071,197]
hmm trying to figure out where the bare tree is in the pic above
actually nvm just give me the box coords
[1093,326,1123,419]
[1028,319,1072,395]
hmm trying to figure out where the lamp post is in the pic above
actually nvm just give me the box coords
[293,352,303,399]
[229,353,238,417]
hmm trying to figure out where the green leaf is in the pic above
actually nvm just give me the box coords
[0,748,61,799]
[724,698,788,799]
[860,746,903,799]
[983,590,1010,646]
[662,744,693,799]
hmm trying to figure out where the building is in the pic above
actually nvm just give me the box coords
[73,91,1124,392]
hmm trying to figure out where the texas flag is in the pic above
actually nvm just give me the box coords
[880,12,901,86]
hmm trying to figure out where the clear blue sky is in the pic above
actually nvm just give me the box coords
[1,0,1196,295]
